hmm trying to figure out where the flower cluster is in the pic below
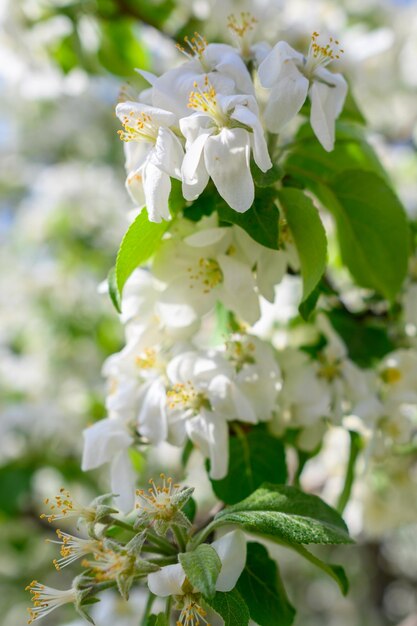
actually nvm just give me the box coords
[116,28,347,222]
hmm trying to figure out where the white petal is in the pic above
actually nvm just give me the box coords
[116,101,177,129]
[142,161,171,222]
[147,563,186,597]
[187,412,229,480]
[126,167,146,208]
[137,378,168,443]
[263,66,309,133]
[204,128,254,212]
[310,71,348,152]
[110,451,136,513]
[81,418,133,471]
[151,127,184,179]
[231,105,271,172]
[212,530,247,591]
[258,41,304,88]
[181,130,211,183]
[217,254,260,324]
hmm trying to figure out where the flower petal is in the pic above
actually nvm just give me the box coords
[186,412,229,480]
[217,254,260,324]
[142,161,171,222]
[263,65,309,133]
[204,128,254,212]
[258,41,304,88]
[231,105,271,172]
[211,530,247,592]
[81,418,133,471]
[110,451,136,513]
[310,71,348,151]
[147,563,186,597]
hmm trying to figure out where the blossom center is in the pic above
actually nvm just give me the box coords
[381,366,402,385]
[303,32,344,78]
[227,12,257,57]
[136,474,182,520]
[135,348,158,370]
[187,257,223,293]
[167,382,209,412]
[118,111,159,144]
[40,488,95,524]
[26,581,76,624]
[176,33,210,71]
[188,79,230,128]
[176,594,211,626]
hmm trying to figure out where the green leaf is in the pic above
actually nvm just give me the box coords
[298,284,321,321]
[277,188,327,301]
[290,544,349,596]
[210,427,287,504]
[326,170,409,300]
[98,20,150,77]
[236,542,295,626]
[115,208,169,298]
[107,266,121,313]
[213,484,352,545]
[179,544,221,599]
[284,121,388,186]
[339,90,366,125]
[251,161,283,188]
[218,188,280,250]
[327,309,395,367]
[208,589,250,626]
[146,613,168,626]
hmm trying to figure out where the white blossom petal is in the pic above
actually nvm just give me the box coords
[212,530,247,592]
[309,71,348,151]
[204,128,253,212]
[147,563,186,597]
[142,161,171,222]
[81,418,133,471]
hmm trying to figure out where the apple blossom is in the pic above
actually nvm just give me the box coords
[258,32,348,150]
[181,81,272,211]
[116,101,183,222]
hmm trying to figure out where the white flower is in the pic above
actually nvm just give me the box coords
[165,350,234,479]
[152,218,261,326]
[26,580,77,624]
[378,349,417,405]
[120,269,200,341]
[116,101,183,222]
[81,416,136,512]
[223,333,281,422]
[147,530,246,622]
[148,35,254,117]
[180,84,271,212]
[258,33,348,151]
[275,348,331,431]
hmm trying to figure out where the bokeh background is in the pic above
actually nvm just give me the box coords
[1,1,417,625]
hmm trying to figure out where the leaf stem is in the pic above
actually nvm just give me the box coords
[337,431,362,514]
[141,592,156,626]
[147,532,177,555]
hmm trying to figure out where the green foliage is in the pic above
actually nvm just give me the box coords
[213,483,352,545]
[208,588,250,626]
[179,545,221,599]
[210,427,287,504]
[114,209,169,305]
[251,162,283,188]
[290,544,349,595]
[327,308,395,367]
[98,20,150,77]
[284,121,388,185]
[325,170,409,300]
[218,188,280,249]
[236,542,296,626]
[277,188,327,301]
[146,613,168,626]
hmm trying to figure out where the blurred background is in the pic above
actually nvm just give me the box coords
[1,1,416,625]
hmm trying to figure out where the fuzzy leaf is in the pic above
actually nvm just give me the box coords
[179,544,222,599]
